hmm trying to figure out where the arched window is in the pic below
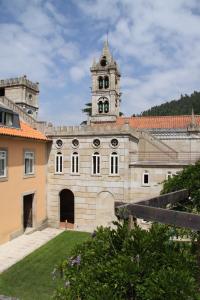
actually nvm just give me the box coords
[110,152,119,175]
[98,101,103,113]
[98,76,103,89]
[104,100,109,113]
[92,152,100,175]
[104,76,109,89]
[55,152,63,174]
[71,152,79,174]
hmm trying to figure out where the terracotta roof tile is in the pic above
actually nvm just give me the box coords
[116,115,200,129]
[0,121,48,141]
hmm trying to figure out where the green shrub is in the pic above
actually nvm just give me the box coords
[53,222,198,300]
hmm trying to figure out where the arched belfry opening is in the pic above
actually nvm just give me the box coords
[59,189,74,228]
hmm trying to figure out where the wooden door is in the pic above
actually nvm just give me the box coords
[23,194,33,229]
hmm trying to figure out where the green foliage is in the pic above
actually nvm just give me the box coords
[82,102,92,116]
[161,160,200,213]
[54,222,198,300]
[141,91,200,116]
[0,231,89,300]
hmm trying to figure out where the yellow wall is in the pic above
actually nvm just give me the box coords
[0,137,48,244]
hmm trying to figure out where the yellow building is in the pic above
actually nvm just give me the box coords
[0,105,50,244]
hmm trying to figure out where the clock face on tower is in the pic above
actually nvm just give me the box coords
[100,56,107,67]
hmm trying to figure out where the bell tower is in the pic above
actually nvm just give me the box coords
[90,41,121,123]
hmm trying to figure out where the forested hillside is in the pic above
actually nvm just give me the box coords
[141,91,200,116]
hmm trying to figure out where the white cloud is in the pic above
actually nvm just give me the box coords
[77,0,200,115]
[0,0,79,85]
[1,0,200,125]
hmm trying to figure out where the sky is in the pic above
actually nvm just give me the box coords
[0,0,200,125]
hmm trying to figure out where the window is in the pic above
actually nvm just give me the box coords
[72,138,79,148]
[56,139,63,149]
[71,152,79,174]
[166,171,173,180]
[110,152,119,175]
[98,101,103,113]
[55,152,63,174]
[100,56,107,67]
[111,138,119,148]
[0,150,7,178]
[0,88,5,96]
[24,151,34,175]
[0,111,3,124]
[104,100,109,113]
[104,76,109,89]
[98,76,103,89]
[92,152,100,175]
[97,97,109,114]
[93,138,100,148]
[142,171,149,186]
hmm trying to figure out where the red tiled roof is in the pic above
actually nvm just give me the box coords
[116,115,200,129]
[0,121,48,141]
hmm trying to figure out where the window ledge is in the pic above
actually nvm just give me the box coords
[108,175,120,177]
[142,184,150,187]
[91,174,101,177]
[0,176,8,182]
[70,173,80,176]
[54,173,64,175]
[23,174,35,179]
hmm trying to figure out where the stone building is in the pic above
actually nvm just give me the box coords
[46,41,200,232]
[1,41,200,236]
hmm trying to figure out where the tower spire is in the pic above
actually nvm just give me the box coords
[102,39,111,60]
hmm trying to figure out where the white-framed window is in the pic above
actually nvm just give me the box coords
[71,152,79,174]
[166,171,173,180]
[0,150,7,178]
[24,151,34,175]
[142,171,149,186]
[92,152,100,175]
[55,152,63,174]
[110,152,119,175]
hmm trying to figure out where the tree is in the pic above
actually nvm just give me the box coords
[82,102,92,117]
[161,161,200,284]
[161,160,200,212]
[141,91,200,116]
[53,222,198,300]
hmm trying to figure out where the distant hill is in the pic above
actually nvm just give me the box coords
[140,91,200,116]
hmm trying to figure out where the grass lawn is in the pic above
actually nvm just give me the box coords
[0,231,90,300]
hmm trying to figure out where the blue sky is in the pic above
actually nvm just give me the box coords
[0,0,200,125]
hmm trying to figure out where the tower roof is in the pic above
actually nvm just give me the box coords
[102,40,112,60]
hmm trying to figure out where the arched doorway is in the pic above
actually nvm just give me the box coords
[60,189,74,228]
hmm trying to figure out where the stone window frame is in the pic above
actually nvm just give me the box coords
[92,152,101,175]
[110,152,119,176]
[71,138,79,149]
[142,170,150,186]
[110,138,119,149]
[24,150,35,177]
[71,152,79,175]
[55,152,63,174]
[97,97,109,114]
[92,138,101,149]
[0,148,8,181]
[55,139,63,149]
[166,171,173,180]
